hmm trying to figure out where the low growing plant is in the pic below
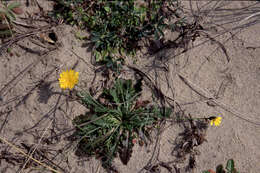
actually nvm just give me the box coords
[0,1,22,37]
[203,159,240,173]
[52,0,184,63]
[73,78,172,168]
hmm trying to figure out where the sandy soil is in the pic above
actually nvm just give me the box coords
[0,1,259,173]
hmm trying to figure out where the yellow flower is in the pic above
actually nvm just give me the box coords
[58,69,79,90]
[210,116,222,126]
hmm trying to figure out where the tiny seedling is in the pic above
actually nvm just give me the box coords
[203,159,240,173]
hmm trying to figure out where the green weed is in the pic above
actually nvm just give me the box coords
[203,159,240,173]
[73,78,172,168]
[0,2,22,37]
[52,0,184,63]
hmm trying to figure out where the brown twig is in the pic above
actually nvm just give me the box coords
[0,136,60,173]
[0,24,55,55]
[178,73,260,126]
[0,47,57,100]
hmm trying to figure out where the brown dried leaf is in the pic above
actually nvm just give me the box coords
[0,24,9,30]
[208,170,216,173]
[134,100,150,109]
[11,7,23,15]
[39,33,55,44]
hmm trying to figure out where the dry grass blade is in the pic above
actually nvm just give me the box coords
[240,11,260,24]
[0,24,54,55]
[178,73,260,126]
[0,47,57,100]
[138,120,166,173]
[127,65,166,104]
[0,136,60,173]
[18,119,53,173]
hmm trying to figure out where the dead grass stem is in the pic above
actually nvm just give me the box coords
[0,136,60,173]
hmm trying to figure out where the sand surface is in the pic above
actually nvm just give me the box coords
[0,1,259,173]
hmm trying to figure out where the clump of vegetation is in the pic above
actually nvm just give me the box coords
[0,2,22,37]
[52,0,184,63]
[203,159,240,173]
[72,78,172,168]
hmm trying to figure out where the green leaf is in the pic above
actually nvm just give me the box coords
[0,8,6,14]
[95,51,102,62]
[104,6,111,13]
[7,48,12,53]
[74,31,87,40]
[226,159,235,172]
[157,27,164,38]
[110,89,120,104]
[0,30,12,37]
[7,2,21,10]
[202,171,211,173]
[5,10,16,21]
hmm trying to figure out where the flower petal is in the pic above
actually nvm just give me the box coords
[58,69,79,90]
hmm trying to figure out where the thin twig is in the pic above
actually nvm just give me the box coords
[0,24,54,55]
[70,49,95,71]
[239,11,260,24]
[178,73,260,126]
[19,119,54,173]
[0,136,60,173]
[0,47,57,100]
[12,21,37,28]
